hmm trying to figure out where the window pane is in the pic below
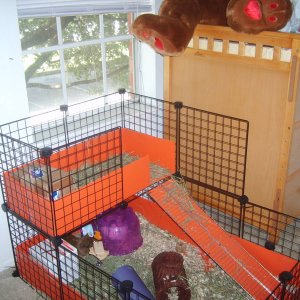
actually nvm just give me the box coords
[106,40,133,94]
[104,13,129,37]
[64,45,103,104]
[20,14,135,113]
[62,15,100,43]
[23,51,63,113]
[19,17,57,51]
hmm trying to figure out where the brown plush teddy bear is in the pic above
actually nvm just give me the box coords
[132,0,293,56]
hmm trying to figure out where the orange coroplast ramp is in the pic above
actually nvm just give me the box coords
[149,178,280,300]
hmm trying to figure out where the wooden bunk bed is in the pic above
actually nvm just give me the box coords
[164,25,300,217]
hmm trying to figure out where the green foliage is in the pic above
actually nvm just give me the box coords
[19,17,58,50]
[104,13,129,37]
[64,45,102,81]
[19,13,132,92]
[62,15,99,43]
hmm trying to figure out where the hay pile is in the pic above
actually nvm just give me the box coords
[82,213,251,300]
[72,153,251,299]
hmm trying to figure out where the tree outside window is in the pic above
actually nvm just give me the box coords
[19,13,134,113]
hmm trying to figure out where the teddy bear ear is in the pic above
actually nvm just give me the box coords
[226,0,293,34]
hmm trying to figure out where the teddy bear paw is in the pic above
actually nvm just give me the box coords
[226,0,293,34]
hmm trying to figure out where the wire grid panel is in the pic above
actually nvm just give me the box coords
[179,106,249,196]
[149,178,279,300]
[0,93,124,151]
[185,181,241,236]
[9,213,71,300]
[186,179,300,262]
[63,99,124,146]
[267,262,300,300]
[123,92,177,141]
[8,213,151,300]
[244,205,300,261]
[1,127,124,237]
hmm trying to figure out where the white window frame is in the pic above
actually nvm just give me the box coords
[21,13,135,113]
[16,0,152,18]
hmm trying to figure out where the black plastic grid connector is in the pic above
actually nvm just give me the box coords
[50,236,63,247]
[120,201,128,209]
[279,271,293,284]
[174,101,183,109]
[238,195,249,206]
[118,88,126,94]
[1,203,7,212]
[120,280,133,300]
[173,170,182,179]
[40,147,53,158]
[60,104,68,112]
[12,269,20,278]
[265,240,276,251]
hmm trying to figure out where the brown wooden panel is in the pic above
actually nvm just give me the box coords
[164,25,300,214]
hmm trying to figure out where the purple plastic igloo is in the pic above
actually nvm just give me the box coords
[95,206,143,256]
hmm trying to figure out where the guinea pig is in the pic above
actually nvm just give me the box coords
[64,234,94,257]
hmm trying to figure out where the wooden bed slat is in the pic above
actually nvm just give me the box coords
[190,25,296,64]
[164,24,300,218]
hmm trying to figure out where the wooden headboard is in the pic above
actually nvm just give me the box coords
[164,25,300,216]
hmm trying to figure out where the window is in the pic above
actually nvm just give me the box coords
[19,13,134,113]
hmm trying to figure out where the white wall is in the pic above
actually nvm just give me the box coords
[135,0,163,99]
[0,0,29,272]
[0,0,163,272]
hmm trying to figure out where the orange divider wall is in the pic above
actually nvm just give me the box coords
[4,168,124,236]
[3,172,29,220]
[129,197,297,278]
[50,129,122,171]
[15,235,85,300]
[52,169,124,235]
[122,156,150,199]
[121,128,176,173]
[5,157,151,236]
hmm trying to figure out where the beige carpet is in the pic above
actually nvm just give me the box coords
[0,268,42,300]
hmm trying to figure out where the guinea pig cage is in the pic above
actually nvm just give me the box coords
[0,89,300,300]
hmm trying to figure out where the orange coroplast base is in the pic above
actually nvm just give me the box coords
[15,235,85,300]
[130,179,297,300]
[129,196,296,276]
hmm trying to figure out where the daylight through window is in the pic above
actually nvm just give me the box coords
[19,13,134,113]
